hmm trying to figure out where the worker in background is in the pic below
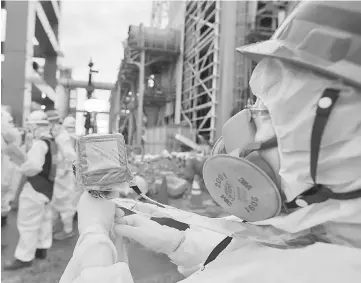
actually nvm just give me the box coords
[46,110,77,241]
[60,2,361,282]
[4,110,58,270]
[62,116,82,221]
[10,128,35,212]
[181,135,211,195]
[1,108,22,226]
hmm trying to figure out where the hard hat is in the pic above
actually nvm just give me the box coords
[62,116,76,129]
[45,109,61,122]
[26,110,49,125]
[237,1,361,89]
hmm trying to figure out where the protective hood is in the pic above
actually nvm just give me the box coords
[250,58,361,202]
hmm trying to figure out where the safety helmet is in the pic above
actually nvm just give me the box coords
[26,110,49,125]
[25,110,50,139]
[237,1,361,89]
[46,109,61,123]
[62,116,76,129]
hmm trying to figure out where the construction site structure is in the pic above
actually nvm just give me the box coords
[2,0,62,125]
[1,1,115,128]
[109,0,298,153]
[108,11,183,148]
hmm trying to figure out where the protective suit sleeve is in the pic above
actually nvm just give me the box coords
[1,121,21,145]
[72,263,134,283]
[55,129,76,164]
[20,140,48,177]
[167,226,226,277]
[60,225,134,283]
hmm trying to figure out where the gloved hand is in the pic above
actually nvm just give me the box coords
[126,201,170,217]
[77,191,117,235]
[114,212,184,255]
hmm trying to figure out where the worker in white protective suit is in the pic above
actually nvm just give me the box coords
[4,110,58,270]
[59,192,361,283]
[62,116,82,220]
[47,110,77,241]
[1,109,22,226]
[60,1,361,282]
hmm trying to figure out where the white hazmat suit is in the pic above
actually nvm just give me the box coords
[50,115,77,240]
[62,116,83,214]
[4,110,57,270]
[1,109,22,220]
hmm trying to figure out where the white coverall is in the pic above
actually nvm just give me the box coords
[1,119,22,217]
[59,193,361,283]
[15,139,53,262]
[67,134,82,212]
[245,58,361,248]
[51,128,77,233]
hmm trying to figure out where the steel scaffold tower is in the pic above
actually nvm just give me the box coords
[181,0,220,143]
[233,0,292,112]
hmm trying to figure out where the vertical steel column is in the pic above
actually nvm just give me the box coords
[113,80,122,133]
[2,1,36,126]
[174,1,186,124]
[129,82,136,144]
[136,24,146,145]
[209,0,220,143]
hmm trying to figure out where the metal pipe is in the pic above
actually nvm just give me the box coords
[136,23,146,145]
[59,78,114,90]
[27,76,114,90]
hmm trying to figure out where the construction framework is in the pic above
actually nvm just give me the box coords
[181,0,220,143]
[234,1,291,111]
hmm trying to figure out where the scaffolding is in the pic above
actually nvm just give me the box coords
[181,0,220,143]
[233,0,290,112]
[110,0,296,147]
[109,24,181,144]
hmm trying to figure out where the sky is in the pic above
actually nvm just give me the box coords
[60,0,153,84]
[59,0,153,131]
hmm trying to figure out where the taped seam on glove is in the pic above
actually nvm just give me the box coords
[171,231,186,253]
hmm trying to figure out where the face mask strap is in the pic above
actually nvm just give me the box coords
[287,88,361,208]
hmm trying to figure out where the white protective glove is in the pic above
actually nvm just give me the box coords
[114,212,185,255]
[54,127,77,164]
[77,191,117,235]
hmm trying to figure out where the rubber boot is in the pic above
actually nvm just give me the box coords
[35,249,47,260]
[3,259,33,270]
